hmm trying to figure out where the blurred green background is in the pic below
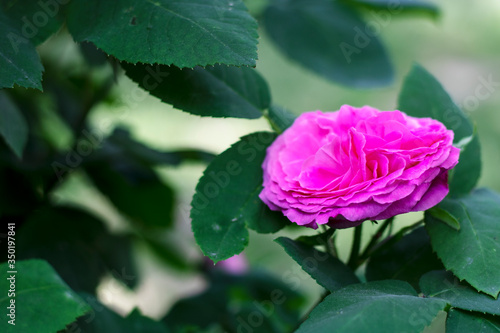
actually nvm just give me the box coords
[40,0,500,320]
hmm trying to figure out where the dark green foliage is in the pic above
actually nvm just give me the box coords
[398,64,481,197]
[191,132,290,263]
[84,158,176,229]
[425,189,500,298]
[420,271,500,315]
[66,0,258,67]
[263,0,394,87]
[64,294,169,333]
[295,280,448,333]
[17,206,138,293]
[164,271,305,333]
[366,227,443,288]
[276,237,360,292]
[0,91,28,158]
[123,63,270,118]
[446,309,500,333]
[0,260,91,333]
[0,10,43,89]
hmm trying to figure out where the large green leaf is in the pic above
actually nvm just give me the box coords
[85,158,175,229]
[1,0,65,45]
[295,280,448,333]
[192,132,288,262]
[0,260,90,333]
[0,91,28,158]
[420,271,500,315]
[123,63,269,119]
[17,206,138,293]
[0,11,43,89]
[446,309,500,333]
[398,64,480,197]
[345,0,439,19]
[67,0,258,67]
[263,0,393,87]
[425,189,500,298]
[275,237,359,292]
[366,227,443,288]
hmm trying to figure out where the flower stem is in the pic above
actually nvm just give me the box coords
[359,217,394,260]
[347,224,363,270]
[359,219,424,265]
[263,109,283,134]
[320,225,338,257]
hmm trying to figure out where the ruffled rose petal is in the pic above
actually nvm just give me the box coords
[260,105,460,229]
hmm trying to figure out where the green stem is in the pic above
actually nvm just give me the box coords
[327,233,338,258]
[263,109,283,134]
[347,224,363,270]
[321,226,338,258]
[359,219,424,265]
[359,217,394,260]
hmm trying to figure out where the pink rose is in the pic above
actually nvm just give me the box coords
[259,105,460,229]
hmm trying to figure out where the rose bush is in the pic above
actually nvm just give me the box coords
[260,105,460,229]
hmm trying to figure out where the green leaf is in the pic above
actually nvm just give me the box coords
[449,133,481,197]
[263,0,393,88]
[164,271,305,332]
[142,235,192,271]
[398,64,480,196]
[105,128,215,166]
[398,64,471,140]
[0,11,43,89]
[266,105,296,133]
[366,227,443,289]
[420,271,500,315]
[67,0,258,67]
[123,63,269,119]
[0,260,90,333]
[191,132,281,262]
[85,158,175,229]
[446,309,500,333]
[345,0,439,19]
[275,237,359,292]
[79,41,110,67]
[295,280,448,333]
[65,294,169,333]
[17,206,138,293]
[0,91,28,158]
[427,206,460,231]
[95,234,138,289]
[244,199,291,234]
[295,228,336,247]
[425,189,500,298]
[1,0,65,45]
